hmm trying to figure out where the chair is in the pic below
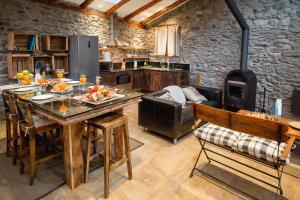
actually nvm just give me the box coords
[16,99,63,185]
[84,112,132,198]
[2,90,19,165]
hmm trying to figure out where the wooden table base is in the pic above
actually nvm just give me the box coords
[63,122,85,189]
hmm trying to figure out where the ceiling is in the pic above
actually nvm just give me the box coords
[60,0,181,23]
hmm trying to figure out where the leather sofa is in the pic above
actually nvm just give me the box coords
[138,85,223,144]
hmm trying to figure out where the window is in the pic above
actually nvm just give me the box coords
[154,25,180,56]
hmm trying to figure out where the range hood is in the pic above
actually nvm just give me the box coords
[105,13,129,47]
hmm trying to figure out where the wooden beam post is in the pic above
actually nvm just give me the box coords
[123,0,163,22]
[139,0,187,26]
[80,0,95,9]
[105,0,130,16]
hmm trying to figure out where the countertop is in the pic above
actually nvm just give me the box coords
[100,66,186,73]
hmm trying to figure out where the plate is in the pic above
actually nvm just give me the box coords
[67,81,80,84]
[83,94,125,105]
[88,85,105,90]
[289,121,300,130]
[15,87,34,92]
[32,94,54,101]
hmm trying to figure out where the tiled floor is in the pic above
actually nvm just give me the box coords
[0,104,300,200]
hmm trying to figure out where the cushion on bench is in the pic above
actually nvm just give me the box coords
[194,123,290,164]
[232,134,289,164]
[194,123,242,148]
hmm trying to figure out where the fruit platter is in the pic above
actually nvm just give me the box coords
[16,70,34,85]
[51,83,73,93]
[82,86,125,105]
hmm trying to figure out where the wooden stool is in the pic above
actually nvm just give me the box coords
[85,113,132,199]
[2,91,19,165]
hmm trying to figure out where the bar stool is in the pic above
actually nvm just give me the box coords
[2,91,19,165]
[16,99,63,185]
[84,112,132,198]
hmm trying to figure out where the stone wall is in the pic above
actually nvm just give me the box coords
[146,0,300,116]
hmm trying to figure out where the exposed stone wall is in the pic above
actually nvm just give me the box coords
[146,0,300,116]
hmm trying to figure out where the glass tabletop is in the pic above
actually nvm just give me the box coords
[8,83,143,119]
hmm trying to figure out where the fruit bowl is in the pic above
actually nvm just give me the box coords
[17,70,34,85]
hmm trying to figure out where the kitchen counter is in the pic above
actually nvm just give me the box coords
[101,66,185,73]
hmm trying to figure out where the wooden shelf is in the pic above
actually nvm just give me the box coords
[100,47,148,51]
[7,33,38,51]
[52,54,69,73]
[42,35,69,51]
[7,32,70,80]
[7,53,34,79]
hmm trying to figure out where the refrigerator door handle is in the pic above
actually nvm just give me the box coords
[88,40,91,48]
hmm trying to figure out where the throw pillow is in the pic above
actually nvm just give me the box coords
[163,85,186,105]
[182,86,207,102]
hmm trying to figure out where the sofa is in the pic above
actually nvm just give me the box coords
[138,85,223,144]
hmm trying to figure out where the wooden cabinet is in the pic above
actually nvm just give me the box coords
[131,70,143,91]
[101,72,116,86]
[101,69,189,92]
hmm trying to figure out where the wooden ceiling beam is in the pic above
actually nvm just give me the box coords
[139,0,188,27]
[80,0,95,9]
[123,0,163,22]
[105,0,130,16]
[33,0,107,18]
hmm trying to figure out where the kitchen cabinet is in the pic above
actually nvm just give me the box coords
[102,68,189,92]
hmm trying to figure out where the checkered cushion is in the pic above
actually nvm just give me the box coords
[233,134,290,164]
[194,123,242,148]
[194,123,291,164]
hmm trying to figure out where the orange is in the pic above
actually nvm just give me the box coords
[59,103,68,113]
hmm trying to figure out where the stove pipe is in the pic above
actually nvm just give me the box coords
[224,0,249,71]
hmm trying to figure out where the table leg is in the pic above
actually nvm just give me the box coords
[63,122,84,189]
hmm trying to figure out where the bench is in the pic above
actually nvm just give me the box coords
[190,103,296,198]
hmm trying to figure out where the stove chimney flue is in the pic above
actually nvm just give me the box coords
[225,0,249,71]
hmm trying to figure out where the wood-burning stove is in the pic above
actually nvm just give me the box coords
[224,69,257,111]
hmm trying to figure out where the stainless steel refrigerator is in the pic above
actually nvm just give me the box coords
[69,35,99,83]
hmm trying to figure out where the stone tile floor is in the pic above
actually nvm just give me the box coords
[0,104,300,200]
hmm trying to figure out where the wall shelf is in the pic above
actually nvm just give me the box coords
[7,32,70,79]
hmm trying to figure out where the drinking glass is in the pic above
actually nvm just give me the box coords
[56,69,64,80]
[80,74,87,94]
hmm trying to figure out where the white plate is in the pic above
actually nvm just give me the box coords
[83,94,125,105]
[88,85,105,90]
[67,81,80,84]
[15,87,34,92]
[32,94,54,101]
[289,121,300,130]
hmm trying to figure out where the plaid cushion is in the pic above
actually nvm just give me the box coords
[194,123,242,148]
[194,123,291,164]
[233,134,290,164]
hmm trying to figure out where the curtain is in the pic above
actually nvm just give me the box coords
[155,26,180,56]
[155,26,168,56]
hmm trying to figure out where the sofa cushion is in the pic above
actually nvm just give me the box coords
[182,86,207,102]
[194,123,242,148]
[232,134,290,164]
[164,85,186,105]
[201,100,219,108]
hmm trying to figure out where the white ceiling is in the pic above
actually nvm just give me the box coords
[60,0,178,22]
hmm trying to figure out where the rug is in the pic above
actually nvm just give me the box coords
[196,163,287,200]
[0,138,143,200]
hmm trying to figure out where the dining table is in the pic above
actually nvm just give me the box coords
[6,82,143,189]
